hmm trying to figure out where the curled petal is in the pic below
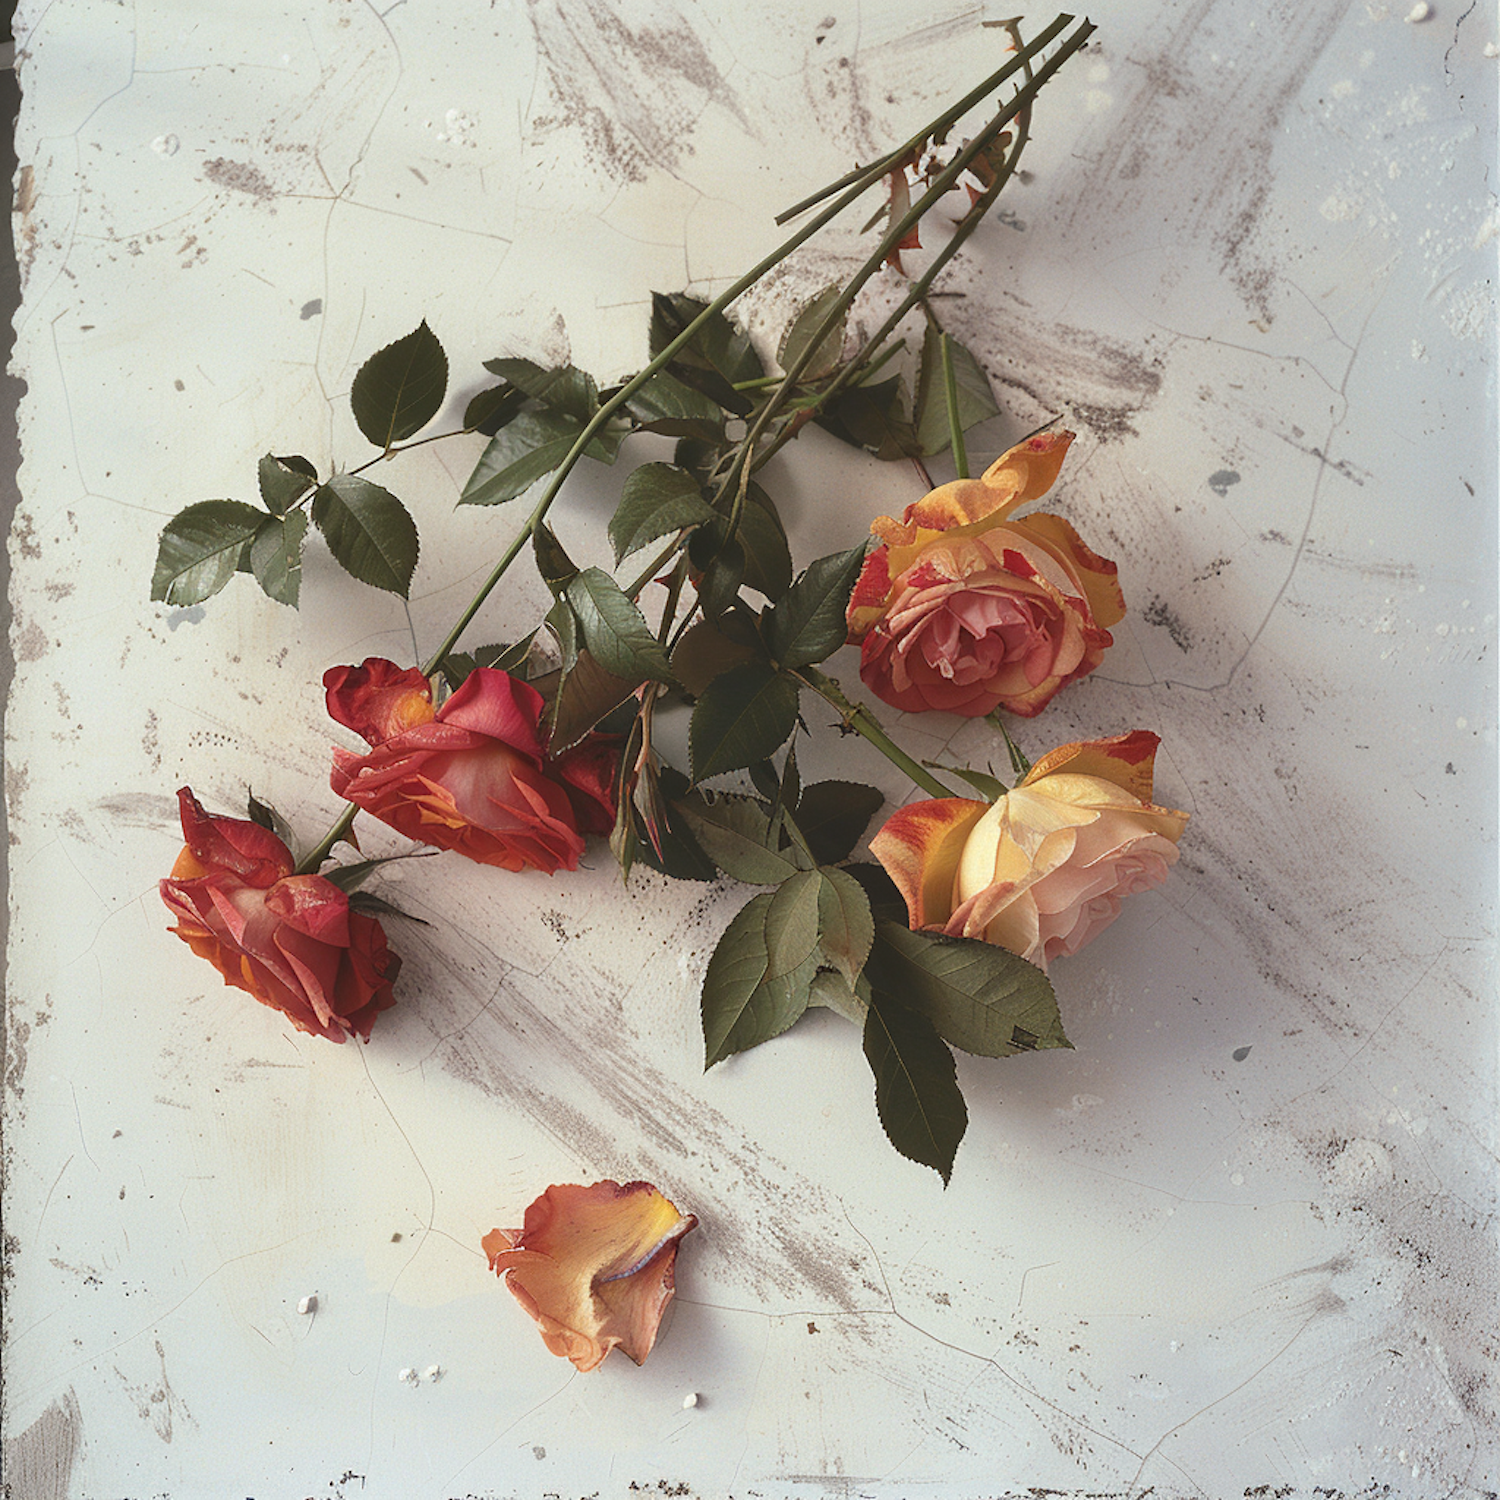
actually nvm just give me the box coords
[868,797,988,929]
[484,1181,697,1372]
[324,659,435,747]
[1023,730,1165,805]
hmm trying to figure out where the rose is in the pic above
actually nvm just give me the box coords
[325,659,617,874]
[483,1180,698,1372]
[160,787,400,1041]
[870,731,1188,969]
[845,430,1124,718]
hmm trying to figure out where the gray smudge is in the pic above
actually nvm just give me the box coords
[2,1388,82,1500]
[1208,469,1241,496]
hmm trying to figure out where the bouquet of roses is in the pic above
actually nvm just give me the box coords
[150,10,1188,1370]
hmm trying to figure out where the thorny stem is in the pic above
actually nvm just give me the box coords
[797,667,959,801]
[940,331,969,479]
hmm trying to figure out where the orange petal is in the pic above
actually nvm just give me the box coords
[1023,731,1164,805]
[484,1181,697,1373]
[1009,511,1126,629]
[869,797,989,929]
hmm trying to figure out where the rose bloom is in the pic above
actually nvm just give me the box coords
[483,1180,698,1372]
[846,430,1124,718]
[870,731,1188,969]
[325,659,617,874]
[160,787,400,1041]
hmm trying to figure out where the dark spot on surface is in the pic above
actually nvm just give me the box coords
[1207,468,1240,496]
[807,1320,819,1334]
[173,378,184,391]
[1232,1045,1252,1062]
[203,157,275,199]
[1445,762,1455,774]
[165,606,206,630]
[533,1445,546,1460]
[1143,597,1193,652]
[390,1232,402,1242]
[300,299,322,320]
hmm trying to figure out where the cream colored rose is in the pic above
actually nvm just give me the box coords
[870,731,1189,969]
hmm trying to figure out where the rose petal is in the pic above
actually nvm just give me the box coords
[324,659,435,747]
[484,1181,698,1372]
[869,797,988,928]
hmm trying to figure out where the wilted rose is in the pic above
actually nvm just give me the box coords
[846,431,1124,718]
[483,1180,698,1372]
[870,731,1188,969]
[325,659,617,874]
[160,787,400,1041]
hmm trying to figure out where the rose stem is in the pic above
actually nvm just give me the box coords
[797,666,959,800]
[417,22,1077,682]
[940,331,969,479]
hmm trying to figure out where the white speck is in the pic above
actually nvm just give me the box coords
[1484,41,1499,58]
[1169,1340,1181,1351]
[423,1364,443,1383]
[151,134,179,157]
[1331,79,1354,98]
[1435,622,1451,636]
[1320,192,1361,222]
[682,1391,698,1408]
[1085,89,1114,114]
[398,1367,418,1385]
[1230,1171,1244,1187]
[297,1294,317,1315]
[1087,62,1110,82]
[1457,716,1469,729]
[1410,339,1427,360]
[1388,159,1402,179]
[1405,2,1430,21]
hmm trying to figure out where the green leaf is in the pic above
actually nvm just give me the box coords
[688,532,745,620]
[844,861,907,924]
[764,541,869,669]
[816,866,874,983]
[463,384,526,436]
[670,618,761,696]
[690,662,800,781]
[674,794,798,885]
[818,376,920,461]
[310,474,419,597]
[482,357,599,424]
[808,967,869,1026]
[627,765,719,882]
[548,646,640,753]
[533,523,579,593]
[248,510,307,607]
[257,454,317,515]
[649,292,763,415]
[863,987,967,1183]
[796,781,886,865]
[866,922,1069,1058]
[564,568,674,683]
[459,407,621,507]
[350,320,448,448]
[347,889,431,925]
[779,283,846,380]
[624,369,726,439]
[735,488,793,601]
[610,462,716,563]
[151,499,268,605]
[915,325,998,457]
[438,637,534,690]
[701,878,821,1066]
[246,790,296,852]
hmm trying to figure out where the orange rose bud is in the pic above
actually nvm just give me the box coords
[871,731,1188,970]
[484,1181,697,1373]
[326,659,619,873]
[846,431,1123,718]
[160,787,400,1041]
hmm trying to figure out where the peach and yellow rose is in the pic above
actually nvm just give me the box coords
[845,431,1123,718]
[870,731,1188,969]
[483,1180,697,1372]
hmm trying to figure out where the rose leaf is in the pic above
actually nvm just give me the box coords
[862,986,967,1184]
[915,324,998,457]
[481,357,599,424]
[310,474,419,597]
[796,780,886,864]
[565,568,674,683]
[609,462,717,563]
[459,408,621,507]
[151,499,268,605]
[350,320,448,449]
[865,922,1070,1058]
[763,541,870,669]
[689,662,800,781]
[248,510,307,607]
[256,453,317,515]
[779,283,846,380]
[674,794,798,885]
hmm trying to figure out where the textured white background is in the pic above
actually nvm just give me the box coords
[4,2,1497,1497]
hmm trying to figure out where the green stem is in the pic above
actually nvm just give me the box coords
[297,804,358,875]
[798,666,959,800]
[939,331,969,478]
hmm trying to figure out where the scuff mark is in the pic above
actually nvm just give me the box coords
[202,157,276,200]
[1,1388,82,1500]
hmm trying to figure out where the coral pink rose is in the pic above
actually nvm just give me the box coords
[483,1180,698,1372]
[325,659,618,873]
[870,731,1188,969]
[846,430,1124,718]
[160,787,400,1041]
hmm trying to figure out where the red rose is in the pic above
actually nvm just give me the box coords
[325,659,616,873]
[846,431,1124,718]
[160,787,400,1041]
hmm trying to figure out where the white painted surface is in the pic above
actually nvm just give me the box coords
[4,2,1495,1497]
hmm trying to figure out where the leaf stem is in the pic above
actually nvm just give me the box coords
[939,331,969,479]
[798,667,959,800]
[296,803,358,875]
